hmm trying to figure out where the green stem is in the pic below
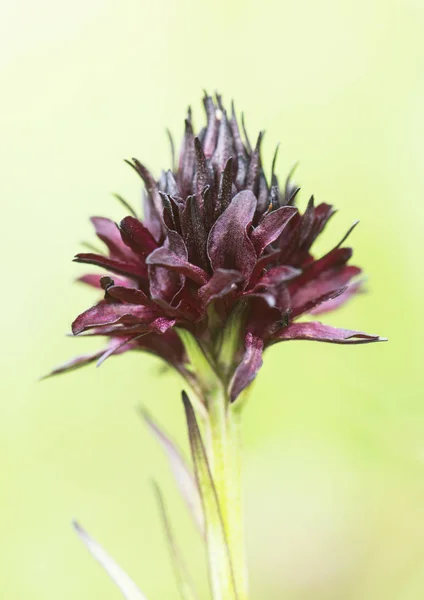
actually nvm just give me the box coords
[206,386,248,600]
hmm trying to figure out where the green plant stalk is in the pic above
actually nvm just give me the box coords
[206,385,248,600]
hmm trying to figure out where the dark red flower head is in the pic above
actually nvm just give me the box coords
[51,93,384,400]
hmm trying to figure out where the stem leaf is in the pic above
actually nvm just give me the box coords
[73,521,148,600]
[140,407,205,536]
[153,481,200,600]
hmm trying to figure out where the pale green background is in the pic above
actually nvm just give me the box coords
[1,0,423,598]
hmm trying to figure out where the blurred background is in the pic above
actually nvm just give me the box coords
[1,0,423,598]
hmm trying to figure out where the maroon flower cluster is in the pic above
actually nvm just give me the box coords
[53,94,383,400]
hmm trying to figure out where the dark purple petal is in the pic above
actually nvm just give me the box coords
[247,265,299,310]
[160,192,178,231]
[278,202,336,266]
[179,196,209,270]
[146,247,208,285]
[163,170,179,196]
[74,253,146,279]
[212,111,234,172]
[146,227,208,285]
[245,133,263,190]
[230,332,264,401]
[291,286,348,318]
[247,281,291,312]
[148,230,188,304]
[216,157,234,218]
[207,190,257,283]
[91,217,129,259]
[126,158,163,225]
[311,281,364,315]
[251,206,297,255]
[290,265,361,312]
[202,185,215,232]
[294,247,353,286]
[119,216,158,257]
[194,137,211,195]
[256,173,269,214]
[252,265,301,290]
[202,94,219,158]
[229,102,246,157]
[96,335,143,367]
[43,348,106,377]
[72,303,169,335]
[298,197,316,247]
[248,249,282,286]
[178,116,195,198]
[198,269,243,305]
[105,285,151,305]
[148,265,183,306]
[273,321,385,344]
[307,203,336,247]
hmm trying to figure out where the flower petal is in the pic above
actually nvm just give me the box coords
[146,247,208,285]
[290,265,361,314]
[72,303,171,335]
[105,285,151,305]
[147,230,188,304]
[73,522,148,600]
[216,157,234,217]
[202,94,219,158]
[252,265,301,290]
[179,195,209,270]
[198,269,243,306]
[295,247,353,285]
[178,116,196,198]
[74,253,146,279]
[212,110,234,172]
[311,281,364,315]
[42,348,106,378]
[273,321,385,343]
[126,159,163,226]
[230,332,264,401]
[291,286,348,318]
[119,216,158,257]
[96,335,143,367]
[251,206,297,255]
[90,217,130,259]
[207,190,257,283]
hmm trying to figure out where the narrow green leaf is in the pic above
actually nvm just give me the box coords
[140,407,205,536]
[73,521,148,600]
[153,481,200,600]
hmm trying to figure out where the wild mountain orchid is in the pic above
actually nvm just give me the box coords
[50,93,385,600]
